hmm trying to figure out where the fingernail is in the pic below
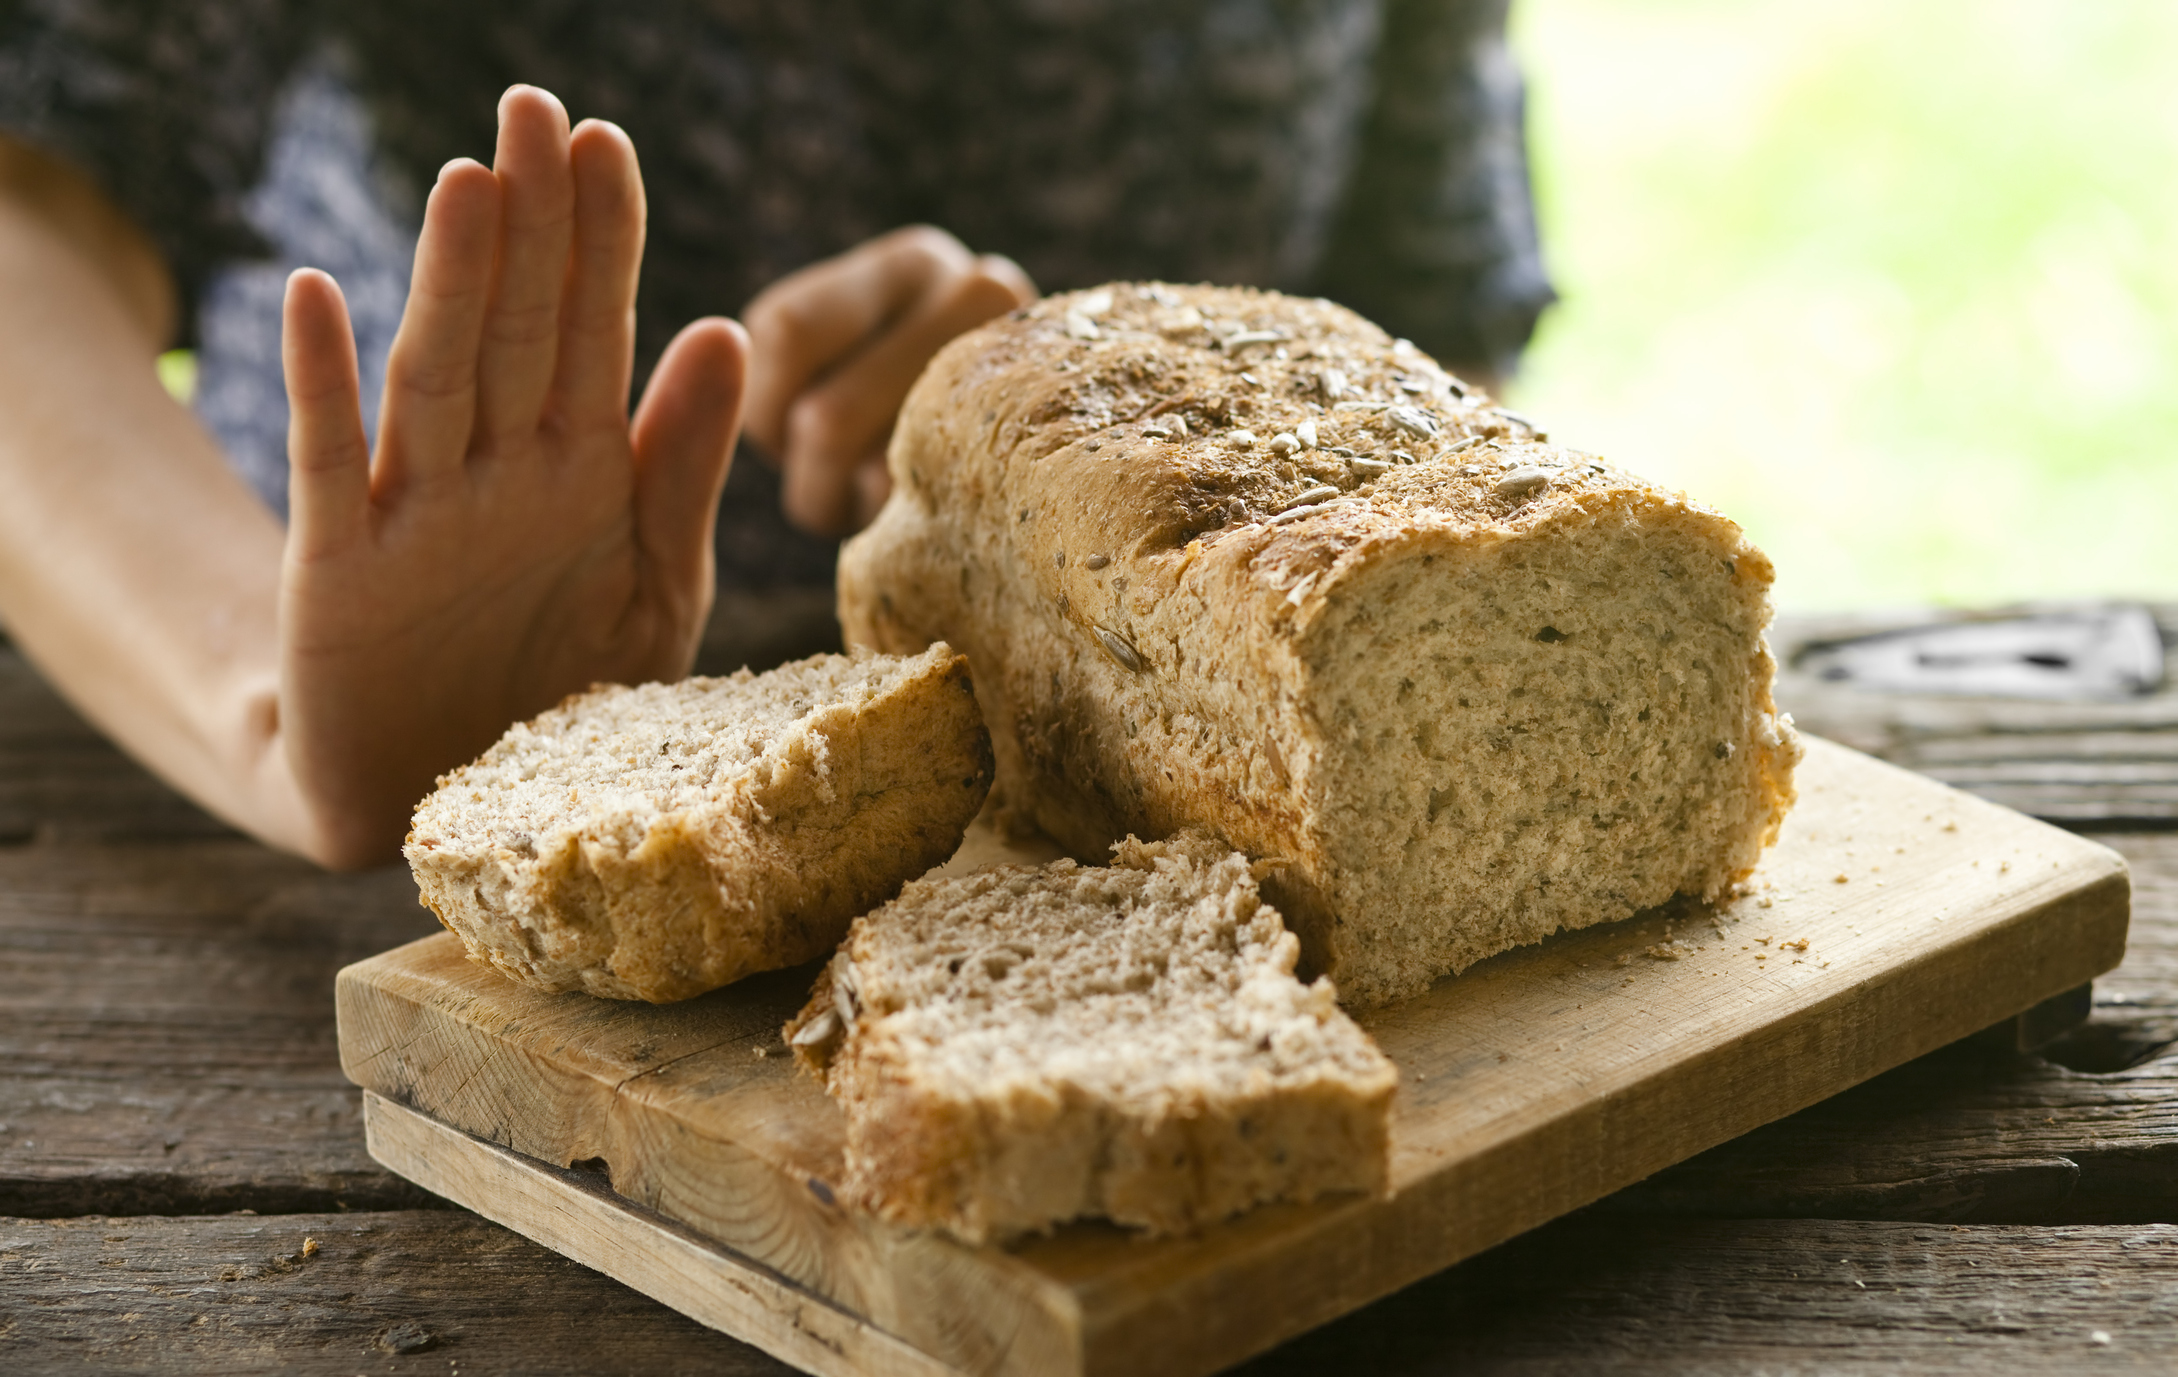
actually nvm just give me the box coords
[499,84,568,122]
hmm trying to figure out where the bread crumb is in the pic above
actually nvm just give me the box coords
[1833,874,1849,884]
[301,1237,319,1257]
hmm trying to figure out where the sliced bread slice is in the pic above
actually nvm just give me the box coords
[406,644,992,1003]
[785,833,1398,1243]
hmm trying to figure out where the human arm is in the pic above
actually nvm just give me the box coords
[0,88,747,867]
[0,132,309,848]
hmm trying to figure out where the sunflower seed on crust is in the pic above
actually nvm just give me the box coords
[1387,406,1438,439]
[1495,466,1550,499]
[790,1008,842,1048]
[1095,626,1146,671]
[1278,485,1342,512]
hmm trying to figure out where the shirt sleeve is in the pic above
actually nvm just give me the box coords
[0,0,308,344]
[1312,0,1555,377]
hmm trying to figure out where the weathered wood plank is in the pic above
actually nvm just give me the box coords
[14,1208,2162,1376]
[1607,832,2178,1224]
[1234,1215,2178,1375]
[0,843,441,1216]
[0,1210,792,1374]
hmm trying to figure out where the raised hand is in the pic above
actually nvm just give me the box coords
[278,87,747,866]
[741,226,1035,536]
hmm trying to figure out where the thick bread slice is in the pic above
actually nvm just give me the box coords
[840,282,1801,1006]
[405,645,992,1003]
[784,833,1398,1245]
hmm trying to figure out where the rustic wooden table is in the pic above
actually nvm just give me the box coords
[5,600,2175,1374]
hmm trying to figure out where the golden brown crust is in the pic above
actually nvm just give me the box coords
[407,649,994,1003]
[841,284,1799,1006]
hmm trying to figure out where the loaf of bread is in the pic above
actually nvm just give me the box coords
[784,832,1397,1243]
[840,283,1800,1007]
[405,646,992,1003]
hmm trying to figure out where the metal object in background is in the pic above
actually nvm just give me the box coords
[1794,605,2165,701]
[1773,603,2178,827]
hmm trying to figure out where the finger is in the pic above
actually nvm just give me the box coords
[554,118,644,431]
[779,257,1031,536]
[740,225,975,458]
[282,269,370,556]
[632,317,750,598]
[475,85,575,447]
[378,158,500,494]
[853,451,893,531]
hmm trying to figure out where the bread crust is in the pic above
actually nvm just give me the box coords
[840,284,1800,1005]
[406,647,993,1002]
[784,836,1398,1243]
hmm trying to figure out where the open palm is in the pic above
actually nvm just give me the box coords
[277,87,747,866]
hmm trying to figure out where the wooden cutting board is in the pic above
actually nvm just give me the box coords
[337,737,2130,1377]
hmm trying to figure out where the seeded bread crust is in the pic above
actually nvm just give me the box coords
[839,283,1800,1007]
[405,645,992,1003]
[785,833,1397,1244]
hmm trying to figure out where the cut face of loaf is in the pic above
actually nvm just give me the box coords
[405,646,992,1003]
[840,283,1801,1007]
[785,833,1397,1244]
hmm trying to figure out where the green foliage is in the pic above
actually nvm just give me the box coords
[1508,0,2178,608]
[155,349,196,405]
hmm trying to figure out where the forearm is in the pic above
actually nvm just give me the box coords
[0,179,321,858]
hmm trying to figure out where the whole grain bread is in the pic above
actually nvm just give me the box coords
[840,283,1801,1007]
[405,645,992,1003]
[785,832,1397,1244]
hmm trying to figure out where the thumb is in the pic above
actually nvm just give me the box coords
[630,316,749,594]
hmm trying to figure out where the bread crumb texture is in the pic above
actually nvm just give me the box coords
[841,282,1802,1006]
[405,645,992,1002]
[784,832,1396,1243]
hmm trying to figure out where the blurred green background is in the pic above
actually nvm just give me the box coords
[1506,0,2178,611]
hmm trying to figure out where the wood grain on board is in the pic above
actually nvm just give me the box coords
[365,1095,957,1377]
[337,737,2131,1377]
[358,1095,2178,1377]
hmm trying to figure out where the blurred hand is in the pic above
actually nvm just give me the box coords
[278,87,747,865]
[742,226,1035,537]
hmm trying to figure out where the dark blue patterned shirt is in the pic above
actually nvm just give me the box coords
[1,0,1552,588]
